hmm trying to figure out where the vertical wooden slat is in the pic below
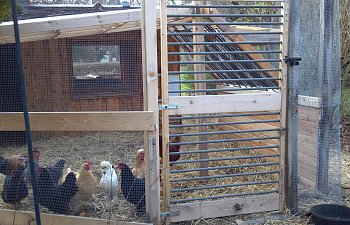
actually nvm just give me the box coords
[142,0,160,224]
[193,6,209,177]
[280,0,290,212]
[160,0,171,224]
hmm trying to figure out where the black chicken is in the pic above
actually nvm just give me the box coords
[1,166,29,206]
[117,162,145,215]
[0,156,11,176]
[37,167,78,214]
[46,159,66,184]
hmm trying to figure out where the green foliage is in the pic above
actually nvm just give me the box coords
[342,88,350,116]
[0,0,23,23]
[180,74,194,96]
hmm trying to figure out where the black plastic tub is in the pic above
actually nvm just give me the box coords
[310,204,350,225]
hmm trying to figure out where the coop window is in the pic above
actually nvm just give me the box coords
[72,44,123,98]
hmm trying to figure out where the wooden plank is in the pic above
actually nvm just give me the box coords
[0,8,191,44]
[297,119,319,137]
[298,152,317,167]
[0,112,155,131]
[159,1,171,224]
[298,95,321,108]
[169,193,279,222]
[0,209,152,225]
[298,133,318,149]
[298,105,320,123]
[209,9,279,78]
[142,0,161,224]
[279,0,289,212]
[299,176,316,188]
[298,161,317,182]
[169,93,281,115]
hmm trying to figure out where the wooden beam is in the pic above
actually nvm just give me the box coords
[169,193,279,222]
[169,93,281,115]
[0,209,152,225]
[0,8,191,44]
[0,112,155,131]
[209,9,279,78]
[159,0,171,224]
[142,0,161,224]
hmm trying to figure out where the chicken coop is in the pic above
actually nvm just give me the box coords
[0,0,342,225]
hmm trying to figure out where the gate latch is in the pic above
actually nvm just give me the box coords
[159,104,178,110]
[284,56,302,66]
[160,210,180,218]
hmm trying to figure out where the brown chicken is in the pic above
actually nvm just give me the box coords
[132,149,146,179]
[0,149,39,176]
[159,135,181,162]
[68,160,98,214]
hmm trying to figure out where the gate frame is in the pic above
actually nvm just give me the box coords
[159,0,291,223]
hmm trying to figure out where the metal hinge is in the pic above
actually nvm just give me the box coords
[159,104,178,110]
[160,211,180,218]
[284,56,302,66]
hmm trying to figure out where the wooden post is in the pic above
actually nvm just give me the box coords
[142,0,160,224]
[193,5,209,177]
[160,0,171,224]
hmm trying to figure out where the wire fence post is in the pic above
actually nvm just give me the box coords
[10,1,42,225]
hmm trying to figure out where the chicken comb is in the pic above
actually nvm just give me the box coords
[85,160,92,165]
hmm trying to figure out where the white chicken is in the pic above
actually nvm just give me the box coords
[99,160,118,201]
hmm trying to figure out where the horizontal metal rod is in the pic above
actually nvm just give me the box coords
[168,145,279,155]
[170,136,279,146]
[170,162,279,174]
[169,128,280,138]
[168,41,282,46]
[168,31,282,36]
[170,170,280,183]
[170,154,279,165]
[168,22,283,26]
[168,59,281,65]
[169,87,279,93]
[169,78,281,84]
[167,5,283,9]
[168,14,283,18]
[168,50,282,55]
[170,119,280,129]
[170,190,278,204]
[168,111,280,120]
[169,68,280,74]
[170,180,279,193]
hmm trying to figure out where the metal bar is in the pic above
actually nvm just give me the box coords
[170,162,279,174]
[168,41,282,46]
[169,22,283,26]
[171,180,279,193]
[170,154,279,165]
[169,68,280,74]
[170,119,280,128]
[169,78,281,84]
[169,112,280,120]
[170,136,279,146]
[168,14,283,18]
[168,145,279,155]
[168,31,282,36]
[168,59,282,64]
[167,5,283,9]
[169,87,279,93]
[170,170,280,183]
[168,50,282,55]
[169,128,280,138]
[10,1,42,225]
[170,190,278,204]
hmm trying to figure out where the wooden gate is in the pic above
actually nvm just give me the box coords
[160,0,288,223]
